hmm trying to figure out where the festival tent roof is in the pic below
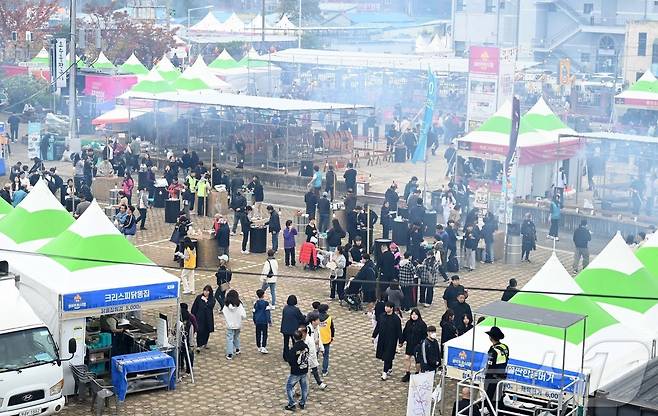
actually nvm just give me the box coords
[189,11,225,32]
[415,35,429,53]
[443,255,654,393]
[237,48,269,68]
[523,97,577,137]
[575,232,658,314]
[91,106,152,125]
[275,14,297,30]
[0,180,74,252]
[615,70,658,104]
[91,51,116,70]
[119,53,149,75]
[129,67,175,96]
[154,55,180,81]
[0,197,12,220]
[208,50,242,69]
[172,68,211,92]
[247,14,273,32]
[66,53,86,69]
[222,13,245,32]
[635,231,658,277]
[187,55,234,91]
[30,48,50,66]
[426,34,451,54]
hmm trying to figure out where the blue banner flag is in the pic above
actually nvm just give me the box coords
[412,68,438,163]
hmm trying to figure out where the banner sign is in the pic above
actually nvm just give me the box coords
[55,38,67,88]
[412,68,437,163]
[446,347,582,392]
[27,122,41,159]
[469,46,500,75]
[406,371,435,416]
[62,282,179,313]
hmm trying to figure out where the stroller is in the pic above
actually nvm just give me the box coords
[343,278,363,311]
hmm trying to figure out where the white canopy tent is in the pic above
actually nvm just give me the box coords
[189,11,225,32]
[274,14,296,35]
[188,55,235,91]
[222,13,245,33]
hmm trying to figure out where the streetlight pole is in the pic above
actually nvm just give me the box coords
[298,0,302,48]
[261,0,266,43]
[69,0,79,152]
[187,5,214,30]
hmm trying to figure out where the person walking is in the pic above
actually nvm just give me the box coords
[304,312,328,389]
[317,192,331,233]
[247,175,264,217]
[304,188,318,219]
[214,215,230,257]
[325,165,336,201]
[463,223,479,271]
[265,205,281,253]
[372,301,402,380]
[283,220,298,267]
[191,285,215,352]
[318,304,335,377]
[399,308,427,382]
[7,113,20,142]
[253,289,272,354]
[548,195,561,240]
[179,237,196,294]
[134,186,149,230]
[284,330,310,411]
[121,173,134,205]
[343,162,357,193]
[260,249,278,306]
[572,219,591,273]
[520,213,537,262]
[196,174,209,216]
[416,326,441,373]
[453,293,473,334]
[440,309,458,345]
[326,219,345,252]
[418,250,439,307]
[398,252,417,311]
[281,295,306,361]
[214,256,231,309]
[230,189,247,235]
[222,289,246,360]
[330,246,347,301]
[380,200,393,239]
[122,205,137,243]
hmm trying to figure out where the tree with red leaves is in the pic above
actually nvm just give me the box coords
[0,0,59,43]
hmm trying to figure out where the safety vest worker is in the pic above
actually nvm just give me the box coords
[483,326,509,414]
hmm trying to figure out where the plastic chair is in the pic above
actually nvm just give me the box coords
[89,378,118,416]
[69,364,93,403]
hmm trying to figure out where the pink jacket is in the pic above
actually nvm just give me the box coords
[122,178,134,196]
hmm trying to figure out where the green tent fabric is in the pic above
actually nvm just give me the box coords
[30,48,50,66]
[0,180,73,247]
[237,56,268,68]
[628,71,658,93]
[172,71,210,92]
[130,68,175,94]
[576,233,658,313]
[38,201,151,271]
[480,255,617,343]
[155,55,180,81]
[119,53,149,75]
[91,51,116,70]
[0,197,12,216]
[635,232,658,277]
[209,49,240,69]
[521,97,575,135]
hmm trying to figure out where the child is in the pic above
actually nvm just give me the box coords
[303,313,328,390]
[416,325,441,373]
[253,289,272,354]
[285,330,310,411]
[384,280,404,317]
[283,220,298,267]
[318,304,335,377]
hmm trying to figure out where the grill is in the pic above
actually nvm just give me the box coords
[8,390,44,406]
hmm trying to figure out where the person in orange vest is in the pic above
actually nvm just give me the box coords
[318,304,335,377]
[179,237,197,294]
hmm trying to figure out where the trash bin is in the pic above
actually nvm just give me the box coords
[504,223,521,265]
[423,211,438,237]
[431,190,442,212]
[154,186,167,208]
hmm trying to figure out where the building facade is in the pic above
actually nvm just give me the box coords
[452,0,658,75]
[622,20,658,85]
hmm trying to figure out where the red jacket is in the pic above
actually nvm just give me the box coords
[299,242,318,265]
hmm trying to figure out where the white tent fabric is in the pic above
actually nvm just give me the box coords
[587,232,644,276]
[275,14,296,34]
[415,35,429,53]
[155,55,178,74]
[443,255,654,393]
[615,70,658,102]
[92,106,152,125]
[427,34,451,54]
[222,13,245,32]
[247,14,272,32]
[188,55,234,91]
[246,47,261,60]
[216,49,235,61]
[190,11,225,32]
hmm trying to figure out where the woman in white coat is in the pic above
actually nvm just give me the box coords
[222,289,247,360]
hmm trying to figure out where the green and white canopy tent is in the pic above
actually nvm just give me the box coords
[30,48,50,67]
[91,51,116,70]
[632,231,658,325]
[121,67,175,99]
[443,254,655,394]
[119,53,149,76]
[0,180,74,253]
[188,55,234,91]
[174,66,212,92]
[67,53,86,69]
[155,55,180,81]
[237,47,269,68]
[13,200,179,395]
[208,49,241,70]
[614,70,658,110]
[0,197,12,220]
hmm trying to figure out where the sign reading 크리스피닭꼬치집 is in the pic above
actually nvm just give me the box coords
[62,282,179,313]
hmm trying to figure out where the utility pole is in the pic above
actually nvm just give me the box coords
[261,0,266,43]
[69,0,79,152]
[298,0,302,48]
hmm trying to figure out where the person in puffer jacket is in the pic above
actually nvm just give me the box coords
[222,289,246,360]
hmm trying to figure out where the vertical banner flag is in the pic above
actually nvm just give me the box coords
[506,96,521,170]
[412,68,437,163]
[55,38,67,88]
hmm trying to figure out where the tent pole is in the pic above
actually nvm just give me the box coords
[560,327,566,414]
[580,318,586,401]
[128,97,132,141]
[174,296,181,382]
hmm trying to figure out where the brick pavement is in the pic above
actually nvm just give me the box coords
[56,205,577,416]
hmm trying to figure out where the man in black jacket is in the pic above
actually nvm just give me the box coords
[452,293,473,334]
[0,184,10,205]
[285,330,309,411]
[248,175,265,217]
[325,165,336,201]
[572,219,591,272]
[408,197,426,230]
[378,243,396,292]
[343,163,357,193]
[230,175,244,199]
[384,183,400,212]
[230,190,248,235]
[304,189,318,218]
[317,192,331,233]
[344,189,357,213]
[417,326,441,373]
[265,205,281,253]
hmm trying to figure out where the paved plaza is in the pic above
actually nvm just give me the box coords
[57,205,576,416]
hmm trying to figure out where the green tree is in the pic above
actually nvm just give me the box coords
[277,0,321,22]
[3,75,51,111]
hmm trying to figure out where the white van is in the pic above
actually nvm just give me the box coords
[0,277,75,416]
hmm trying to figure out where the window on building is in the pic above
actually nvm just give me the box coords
[485,0,495,13]
[583,3,594,14]
[652,39,658,64]
[499,0,505,10]
[581,53,590,63]
[639,32,648,56]
[456,0,465,12]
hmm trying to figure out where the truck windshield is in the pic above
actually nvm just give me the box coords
[0,327,59,372]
